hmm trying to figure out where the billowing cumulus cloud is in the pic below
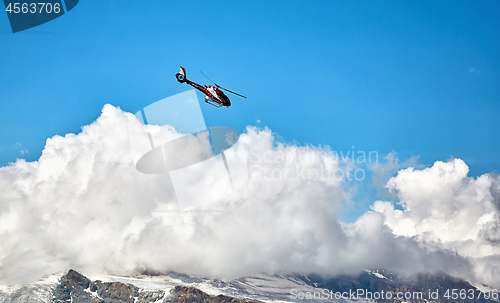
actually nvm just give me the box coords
[372,159,500,287]
[0,104,498,289]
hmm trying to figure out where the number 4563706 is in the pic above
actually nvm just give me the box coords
[5,3,61,14]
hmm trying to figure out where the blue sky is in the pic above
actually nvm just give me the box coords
[1,1,499,221]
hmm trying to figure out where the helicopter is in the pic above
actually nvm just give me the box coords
[175,66,246,108]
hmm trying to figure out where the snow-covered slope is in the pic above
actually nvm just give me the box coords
[89,272,345,303]
[1,269,497,303]
[0,271,347,303]
[0,274,61,303]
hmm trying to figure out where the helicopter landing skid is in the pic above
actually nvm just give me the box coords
[205,99,224,108]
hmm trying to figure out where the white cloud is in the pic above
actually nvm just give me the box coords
[0,105,498,289]
[469,67,481,74]
[368,151,421,192]
[372,159,500,287]
[0,143,28,155]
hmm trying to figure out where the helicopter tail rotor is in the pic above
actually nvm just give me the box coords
[176,66,187,82]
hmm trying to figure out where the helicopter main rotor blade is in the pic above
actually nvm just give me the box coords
[220,87,246,99]
[199,71,218,86]
[199,70,246,98]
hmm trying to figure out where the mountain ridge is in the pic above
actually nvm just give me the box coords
[0,269,497,303]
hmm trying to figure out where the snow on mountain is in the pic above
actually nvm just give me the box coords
[0,270,346,303]
[365,270,387,280]
[0,273,62,303]
[90,272,341,303]
[1,269,498,303]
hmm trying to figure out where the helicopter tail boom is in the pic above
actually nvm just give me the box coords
[176,66,209,95]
